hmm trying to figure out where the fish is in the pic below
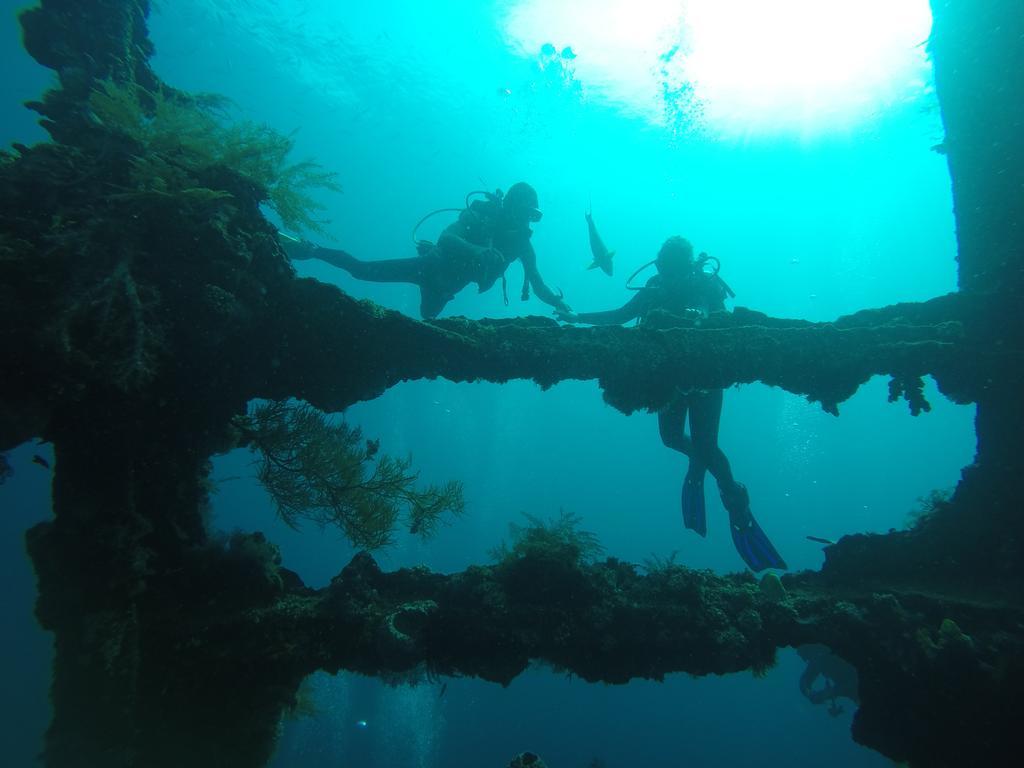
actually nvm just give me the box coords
[585,209,615,276]
[32,454,50,469]
[806,535,835,545]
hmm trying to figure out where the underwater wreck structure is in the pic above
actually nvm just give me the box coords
[1,1,1022,766]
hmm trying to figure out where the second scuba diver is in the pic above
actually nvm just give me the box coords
[558,236,787,572]
[282,182,571,320]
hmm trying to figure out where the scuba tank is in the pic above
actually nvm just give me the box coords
[410,189,504,247]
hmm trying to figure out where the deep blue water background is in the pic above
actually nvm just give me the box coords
[0,1,976,766]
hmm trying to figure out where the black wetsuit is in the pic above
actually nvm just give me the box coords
[576,269,735,487]
[322,198,562,319]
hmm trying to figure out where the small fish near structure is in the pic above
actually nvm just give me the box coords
[585,209,615,277]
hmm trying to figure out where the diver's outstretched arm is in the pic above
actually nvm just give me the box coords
[519,243,571,312]
[569,290,652,325]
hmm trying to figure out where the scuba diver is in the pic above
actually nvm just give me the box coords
[282,182,571,320]
[557,236,786,572]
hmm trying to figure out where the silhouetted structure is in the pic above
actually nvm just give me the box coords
[1,1,1022,767]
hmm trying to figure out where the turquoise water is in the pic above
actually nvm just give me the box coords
[0,1,976,765]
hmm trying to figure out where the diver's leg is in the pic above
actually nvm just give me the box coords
[683,450,709,534]
[317,247,459,317]
[657,396,693,456]
[417,250,472,318]
[419,286,453,320]
[689,389,736,488]
[331,250,426,284]
[660,396,708,535]
[284,238,428,284]
[691,389,786,570]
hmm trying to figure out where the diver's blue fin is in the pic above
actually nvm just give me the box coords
[730,514,787,572]
[681,470,707,537]
[723,484,787,572]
